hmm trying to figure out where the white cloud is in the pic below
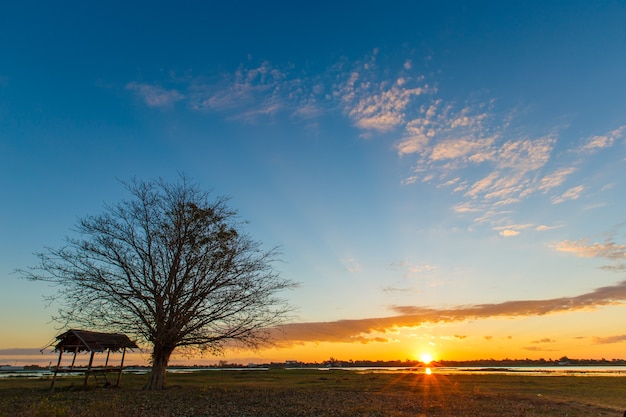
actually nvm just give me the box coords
[125,82,184,107]
[341,257,362,273]
[401,176,418,185]
[122,53,625,233]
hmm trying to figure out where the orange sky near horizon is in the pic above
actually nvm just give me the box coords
[3,303,626,367]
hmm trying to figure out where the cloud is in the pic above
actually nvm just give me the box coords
[381,286,413,294]
[555,239,626,260]
[538,167,576,192]
[121,53,624,228]
[592,334,626,344]
[125,82,184,107]
[531,338,556,344]
[341,257,362,273]
[334,56,428,133]
[348,85,426,132]
[600,263,626,272]
[580,125,626,153]
[522,346,557,352]
[551,185,584,204]
[0,348,44,355]
[536,224,561,231]
[273,281,626,345]
[493,223,532,237]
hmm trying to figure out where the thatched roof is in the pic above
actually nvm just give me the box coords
[54,329,138,353]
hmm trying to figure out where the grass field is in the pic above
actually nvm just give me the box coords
[1,369,626,416]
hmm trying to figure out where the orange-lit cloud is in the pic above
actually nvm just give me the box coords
[556,239,626,260]
[592,335,626,344]
[580,125,626,153]
[274,281,626,346]
[531,338,556,344]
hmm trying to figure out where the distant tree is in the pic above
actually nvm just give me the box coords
[21,176,295,389]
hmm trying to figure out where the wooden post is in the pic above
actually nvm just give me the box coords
[84,351,95,387]
[116,347,127,387]
[50,350,63,389]
[70,346,78,369]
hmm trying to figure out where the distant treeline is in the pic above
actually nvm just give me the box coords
[221,356,626,368]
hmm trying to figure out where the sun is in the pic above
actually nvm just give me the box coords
[419,353,433,364]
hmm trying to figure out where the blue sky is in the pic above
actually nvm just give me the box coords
[2,1,626,363]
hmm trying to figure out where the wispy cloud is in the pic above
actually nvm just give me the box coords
[122,52,625,227]
[580,125,626,153]
[551,185,584,204]
[493,223,532,237]
[125,82,184,107]
[592,334,626,344]
[536,224,561,231]
[555,238,626,260]
[538,167,576,192]
[0,348,44,355]
[557,234,626,272]
[273,281,626,345]
[531,338,556,344]
[341,256,362,273]
[190,62,287,115]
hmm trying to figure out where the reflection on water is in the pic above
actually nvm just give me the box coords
[317,365,626,377]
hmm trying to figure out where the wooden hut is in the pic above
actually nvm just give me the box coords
[50,329,138,389]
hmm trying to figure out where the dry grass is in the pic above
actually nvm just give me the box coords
[1,369,625,416]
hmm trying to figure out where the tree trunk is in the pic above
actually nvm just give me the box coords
[144,347,173,390]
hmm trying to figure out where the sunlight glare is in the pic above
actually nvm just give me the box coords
[425,367,432,375]
[420,353,433,364]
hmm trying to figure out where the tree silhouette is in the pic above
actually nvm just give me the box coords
[22,176,295,389]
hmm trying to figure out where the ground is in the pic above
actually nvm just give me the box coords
[1,369,624,416]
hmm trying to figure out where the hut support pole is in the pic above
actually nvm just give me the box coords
[84,351,95,387]
[70,346,78,369]
[116,347,127,387]
[50,350,63,389]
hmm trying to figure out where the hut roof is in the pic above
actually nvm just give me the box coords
[54,329,139,353]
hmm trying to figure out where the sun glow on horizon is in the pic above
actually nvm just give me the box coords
[419,353,433,364]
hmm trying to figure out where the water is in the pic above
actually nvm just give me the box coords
[3,365,626,379]
[305,365,626,377]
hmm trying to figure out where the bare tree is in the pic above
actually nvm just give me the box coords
[22,176,295,389]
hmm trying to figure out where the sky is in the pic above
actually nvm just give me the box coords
[2,1,626,366]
